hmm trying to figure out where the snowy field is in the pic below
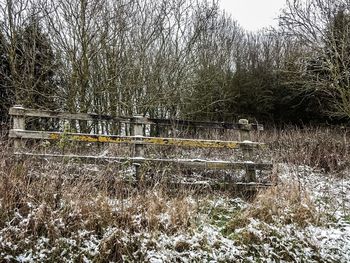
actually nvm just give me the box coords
[1,162,349,262]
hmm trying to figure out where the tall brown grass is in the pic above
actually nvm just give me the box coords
[0,125,348,260]
[0,139,198,260]
[254,126,350,173]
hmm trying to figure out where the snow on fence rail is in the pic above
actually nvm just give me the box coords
[9,105,272,184]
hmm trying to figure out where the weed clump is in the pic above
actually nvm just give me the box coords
[226,182,317,233]
[256,127,350,173]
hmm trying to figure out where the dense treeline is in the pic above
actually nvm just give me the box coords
[0,0,349,130]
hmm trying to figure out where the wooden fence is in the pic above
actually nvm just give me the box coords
[9,105,272,185]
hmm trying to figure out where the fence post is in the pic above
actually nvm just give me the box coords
[10,105,26,151]
[132,115,144,182]
[238,119,256,182]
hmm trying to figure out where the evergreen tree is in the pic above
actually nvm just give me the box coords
[0,31,12,128]
[15,16,58,110]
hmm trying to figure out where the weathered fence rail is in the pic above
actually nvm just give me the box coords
[9,106,264,130]
[9,105,272,184]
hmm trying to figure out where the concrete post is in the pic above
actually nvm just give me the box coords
[132,115,144,182]
[11,105,26,151]
[239,119,256,182]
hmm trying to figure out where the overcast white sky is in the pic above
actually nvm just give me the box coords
[218,0,287,31]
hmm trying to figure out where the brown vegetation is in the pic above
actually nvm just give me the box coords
[0,125,349,260]
[255,126,350,173]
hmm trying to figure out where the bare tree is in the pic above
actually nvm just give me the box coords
[280,0,350,119]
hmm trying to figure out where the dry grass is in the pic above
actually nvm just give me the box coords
[0,140,198,260]
[0,125,348,260]
[254,126,350,173]
[226,181,317,233]
[248,182,317,226]
[0,157,197,231]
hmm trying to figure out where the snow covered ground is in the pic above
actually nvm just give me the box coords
[1,164,349,262]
